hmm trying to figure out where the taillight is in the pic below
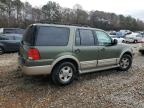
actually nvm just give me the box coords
[27,48,40,60]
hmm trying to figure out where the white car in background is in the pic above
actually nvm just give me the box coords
[109,35,125,43]
[125,33,144,43]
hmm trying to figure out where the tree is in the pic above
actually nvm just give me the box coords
[42,1,61,23]
[0,0,15,26]
[13,0,23,21]
[0,0,144,31]
[73,4,89,25]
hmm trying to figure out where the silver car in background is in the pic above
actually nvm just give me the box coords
[109,35,125,43]
[125,33,144,43]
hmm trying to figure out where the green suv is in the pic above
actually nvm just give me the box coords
[19,24,133,85]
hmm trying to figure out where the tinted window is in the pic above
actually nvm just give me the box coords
[96,31,112,46]
[0,36,14,40]
[36,26,69,46]
[75,30,81,45]
[76,29,94,46]
[23,26,35,45]
[0,36,7,40]
[14,36,22,40]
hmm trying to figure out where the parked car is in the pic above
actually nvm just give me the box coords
[125,33,144,43]
[109,35,125,43]
[0,34,22,54]
[139,44,144,54]
[19,24,133,85]
[0,28,25,34]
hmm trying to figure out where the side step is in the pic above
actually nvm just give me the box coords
[79,65,119,74]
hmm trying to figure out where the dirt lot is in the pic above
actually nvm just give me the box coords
[0,44,144,108]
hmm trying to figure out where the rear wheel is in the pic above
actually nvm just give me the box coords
[0,47,4,55]
[139,50,144,55]
[119,54,132,71]
[51,62,76,86]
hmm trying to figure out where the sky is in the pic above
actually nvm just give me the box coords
[21,0,144,21]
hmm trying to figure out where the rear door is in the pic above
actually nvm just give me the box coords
[73,29,99,70]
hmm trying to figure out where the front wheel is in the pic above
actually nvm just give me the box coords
[119,54,132,71]
[51,62,76,86]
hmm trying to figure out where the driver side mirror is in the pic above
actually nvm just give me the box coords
[112,39,118,45]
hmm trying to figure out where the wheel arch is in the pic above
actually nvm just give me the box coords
[119,50,133,62]
[51,55,80,74]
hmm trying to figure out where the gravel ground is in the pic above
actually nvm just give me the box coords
[0,44,144,108]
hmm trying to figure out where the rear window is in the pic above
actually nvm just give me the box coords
[23,26,35,45]
[35,26,69,46]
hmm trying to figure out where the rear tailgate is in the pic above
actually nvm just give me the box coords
[18,25,36,65]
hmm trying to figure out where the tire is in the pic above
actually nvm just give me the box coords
[118,54,132,71]
[122,40,125,43]
[0,47,4,55]
[51,62,76,86]
[140,51,144,55]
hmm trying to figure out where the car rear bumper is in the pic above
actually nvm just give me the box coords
[20,65,52,75]
[18,57,52,75]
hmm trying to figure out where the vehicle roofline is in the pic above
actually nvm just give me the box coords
[32,23,103,31]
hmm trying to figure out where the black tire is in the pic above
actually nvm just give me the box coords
[0,47,4,55]
[122,40,125,43]
[51,62,76,86]
[140,51,144,55]
[118,54,132,71]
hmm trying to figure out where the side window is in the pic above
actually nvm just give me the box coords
[96,31,112,46]
[7,36,14,40]
[0,36,13,40]
[75,30,81,45]
[14,36,22,40]
[75,29,94,46]
[36,26,69,46]
[0,36,6,40]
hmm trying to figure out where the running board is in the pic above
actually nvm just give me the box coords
[79,65,119,74]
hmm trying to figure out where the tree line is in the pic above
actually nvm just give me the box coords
[0,0,144,31]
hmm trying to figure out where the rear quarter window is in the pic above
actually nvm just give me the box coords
[35,26,70,46]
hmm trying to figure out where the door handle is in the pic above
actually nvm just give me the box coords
[75,49,80,53]
[101,48,105,51]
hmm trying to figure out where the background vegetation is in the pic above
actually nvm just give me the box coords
[0,0,144,31]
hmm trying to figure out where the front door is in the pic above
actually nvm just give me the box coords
[95,30,119,66]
